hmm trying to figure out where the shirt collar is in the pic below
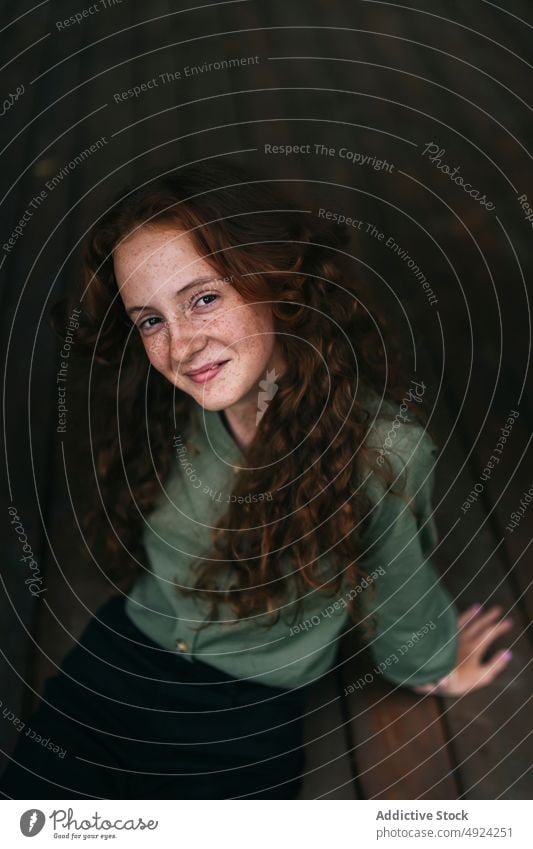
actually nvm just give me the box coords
[191,401,244,463]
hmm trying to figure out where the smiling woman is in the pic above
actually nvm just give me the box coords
[113,222,284,449]
[0,159,512,801]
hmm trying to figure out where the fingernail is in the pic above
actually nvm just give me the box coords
[503,650,513,661]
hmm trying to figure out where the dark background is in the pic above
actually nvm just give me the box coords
[1,0,532,798]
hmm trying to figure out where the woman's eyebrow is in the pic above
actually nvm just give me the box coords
[125,275,219,316]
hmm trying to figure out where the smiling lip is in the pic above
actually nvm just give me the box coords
[185,360,230,384]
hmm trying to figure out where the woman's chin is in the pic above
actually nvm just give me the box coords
[189,388,241,411]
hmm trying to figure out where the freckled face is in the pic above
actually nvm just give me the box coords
[113,224,279,412]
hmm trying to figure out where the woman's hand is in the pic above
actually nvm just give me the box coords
[412,604,514,697]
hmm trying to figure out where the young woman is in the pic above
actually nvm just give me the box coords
[0,161,512,800]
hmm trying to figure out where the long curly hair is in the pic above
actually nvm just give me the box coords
[52,159,430,637]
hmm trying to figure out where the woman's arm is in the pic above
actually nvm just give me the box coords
[357,422,512,695]
[356,424,460,688]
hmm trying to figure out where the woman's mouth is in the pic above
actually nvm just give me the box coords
[186,360,230,384]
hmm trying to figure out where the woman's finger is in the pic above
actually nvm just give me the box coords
[461,605,504,638]
[473,618,514,653]
[457,604,483,629]
[475,649,513,688]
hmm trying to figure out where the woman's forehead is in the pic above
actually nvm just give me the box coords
[114,224,213,283]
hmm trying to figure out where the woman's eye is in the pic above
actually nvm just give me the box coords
[193,293,218,309]
[139,316,162,334]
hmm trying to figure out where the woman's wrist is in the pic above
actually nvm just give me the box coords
[431,672,453,692]
[411,671,454,695]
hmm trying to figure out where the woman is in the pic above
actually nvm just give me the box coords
[0,161,512,800]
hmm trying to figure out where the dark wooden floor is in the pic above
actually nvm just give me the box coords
[1,0,532,799]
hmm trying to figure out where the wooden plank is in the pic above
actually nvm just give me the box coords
[442,383,533,636]
[420,0,533,638]
[395,243,532,804]
[486,416,533,629]
[365,9,532,780]
[111,1,247,173]
[338,637,458,799]
[297,668,357,799]
[393,2,533,790]
[428,391,533,799]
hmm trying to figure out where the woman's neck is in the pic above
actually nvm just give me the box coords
[219,408,255,451]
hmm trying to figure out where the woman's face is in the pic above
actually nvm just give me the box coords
[114,223,281,415]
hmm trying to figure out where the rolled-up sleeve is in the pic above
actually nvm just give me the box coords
[357,424,459,687]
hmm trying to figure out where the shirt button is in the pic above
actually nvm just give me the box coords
[176,639,189,653]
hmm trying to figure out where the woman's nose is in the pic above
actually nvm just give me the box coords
[167,321,208,370]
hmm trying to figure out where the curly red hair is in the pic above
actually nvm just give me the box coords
[52,159,430,637]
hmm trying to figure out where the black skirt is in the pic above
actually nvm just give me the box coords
[0,595,307,800]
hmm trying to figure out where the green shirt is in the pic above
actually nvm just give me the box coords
[125,398,459,691]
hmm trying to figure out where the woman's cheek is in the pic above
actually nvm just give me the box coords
[144,330,169,367]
